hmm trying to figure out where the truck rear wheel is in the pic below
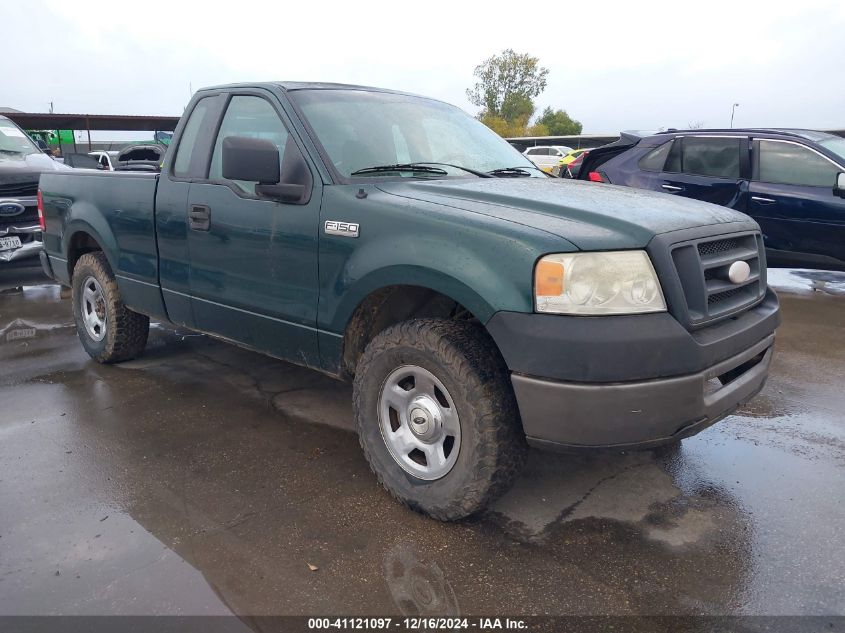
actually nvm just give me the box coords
[71,252,149,363]
[353,319,525,521]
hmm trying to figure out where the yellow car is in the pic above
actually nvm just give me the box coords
[552,148,590,176]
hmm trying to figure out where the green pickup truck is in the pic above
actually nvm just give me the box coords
[38,82,780,520]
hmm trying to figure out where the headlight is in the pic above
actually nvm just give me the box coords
[534,251,666,315]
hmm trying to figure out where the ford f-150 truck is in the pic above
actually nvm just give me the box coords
[1,115,68,265]
[39,82,780,520]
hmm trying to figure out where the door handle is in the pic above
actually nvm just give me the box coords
[751,196,776,204]
[661,184,683,192]
[188,204,210,231]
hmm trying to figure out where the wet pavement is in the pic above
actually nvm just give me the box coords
[1,265,844,618]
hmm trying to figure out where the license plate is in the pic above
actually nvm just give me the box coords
[6,328,36,342]
[0,236,22,251]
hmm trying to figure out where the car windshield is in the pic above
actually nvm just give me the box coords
[0,119,40,156]
[818,136,845,164]
[291,89,543,179]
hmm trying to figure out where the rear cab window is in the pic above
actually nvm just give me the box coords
[171,95,224,179]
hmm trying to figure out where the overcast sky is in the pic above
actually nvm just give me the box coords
[5,0,845,134]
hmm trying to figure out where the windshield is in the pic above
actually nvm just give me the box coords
[291,89,542,179]
[818,136,845,164]
[0,119,40,156]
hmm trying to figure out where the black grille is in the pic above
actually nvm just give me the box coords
[697,238,741,256]
[670,232,766,327]
[708,287,746,305]
[0,202,38,226]
[0,182,38,197]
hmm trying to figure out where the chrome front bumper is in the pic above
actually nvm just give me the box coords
[0,224,42,263]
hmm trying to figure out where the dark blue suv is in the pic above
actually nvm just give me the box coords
[580,129,845,270]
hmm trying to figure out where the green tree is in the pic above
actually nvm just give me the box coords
[535,107,583,136]
[500,92,535,123]
[467,49,549,122]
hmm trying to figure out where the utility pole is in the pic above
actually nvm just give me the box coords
[730,103,740,128]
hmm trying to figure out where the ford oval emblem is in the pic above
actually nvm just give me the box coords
[0,201,26,217]
[728,260,751,284]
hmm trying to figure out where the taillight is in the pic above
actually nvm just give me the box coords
[587,171,604,182]
[37,190,46,230]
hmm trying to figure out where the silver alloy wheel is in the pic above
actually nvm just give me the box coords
[378,365,461,481]
[81,276,107,342]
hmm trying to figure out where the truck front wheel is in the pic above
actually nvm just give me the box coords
[353,319,526,521]
[71,252,149,363]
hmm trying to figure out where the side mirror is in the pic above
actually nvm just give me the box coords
[221,135,312,204]
[222,136,280,184]
[835,172,845,199]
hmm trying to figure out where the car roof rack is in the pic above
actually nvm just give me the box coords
[652,128,823,140]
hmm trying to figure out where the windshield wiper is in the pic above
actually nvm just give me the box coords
[411,162,493,178]
[487,166,535,178]
[351,163,448,176]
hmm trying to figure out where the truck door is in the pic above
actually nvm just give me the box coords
[156,94,226,328]
[185,92,321,366]
[748,138,845,264]
[655,136,749,211]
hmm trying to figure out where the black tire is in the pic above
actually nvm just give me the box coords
[71,252,149,363]
[353,319,526,521]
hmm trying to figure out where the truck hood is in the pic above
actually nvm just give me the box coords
[0,152,70,183]
[376,178,754,250]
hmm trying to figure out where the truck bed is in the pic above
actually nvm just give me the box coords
[40,171,164,317]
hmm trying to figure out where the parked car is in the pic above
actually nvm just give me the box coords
[580,129,845,270]
[522,145,573,173]
[88,150,120,171]
[560,147,590,167]
[114,144,166,172]
[0,115,69,265]
[39,82,779,520]
[551,148,589,177]
[560,149,590,179]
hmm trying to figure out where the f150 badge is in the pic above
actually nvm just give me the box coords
[325,220,359,238]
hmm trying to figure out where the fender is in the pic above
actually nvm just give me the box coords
[63,215,119,276]
[317,185,574,336]
[61,204,168,320]
[331,265,503,333]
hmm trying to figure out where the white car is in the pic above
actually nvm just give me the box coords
[88,150,119,171]
[522,145,573,173]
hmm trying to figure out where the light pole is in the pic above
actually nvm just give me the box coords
[730,103,740,128]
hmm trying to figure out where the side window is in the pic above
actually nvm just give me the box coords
[638,140,673,172]
[209,96,289,195]
[173,97,213,177]
[681,137,741,178]
[526,148,540,155]
[757,140,840,187]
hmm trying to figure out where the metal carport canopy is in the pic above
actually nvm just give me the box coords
[2,112,180,131]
